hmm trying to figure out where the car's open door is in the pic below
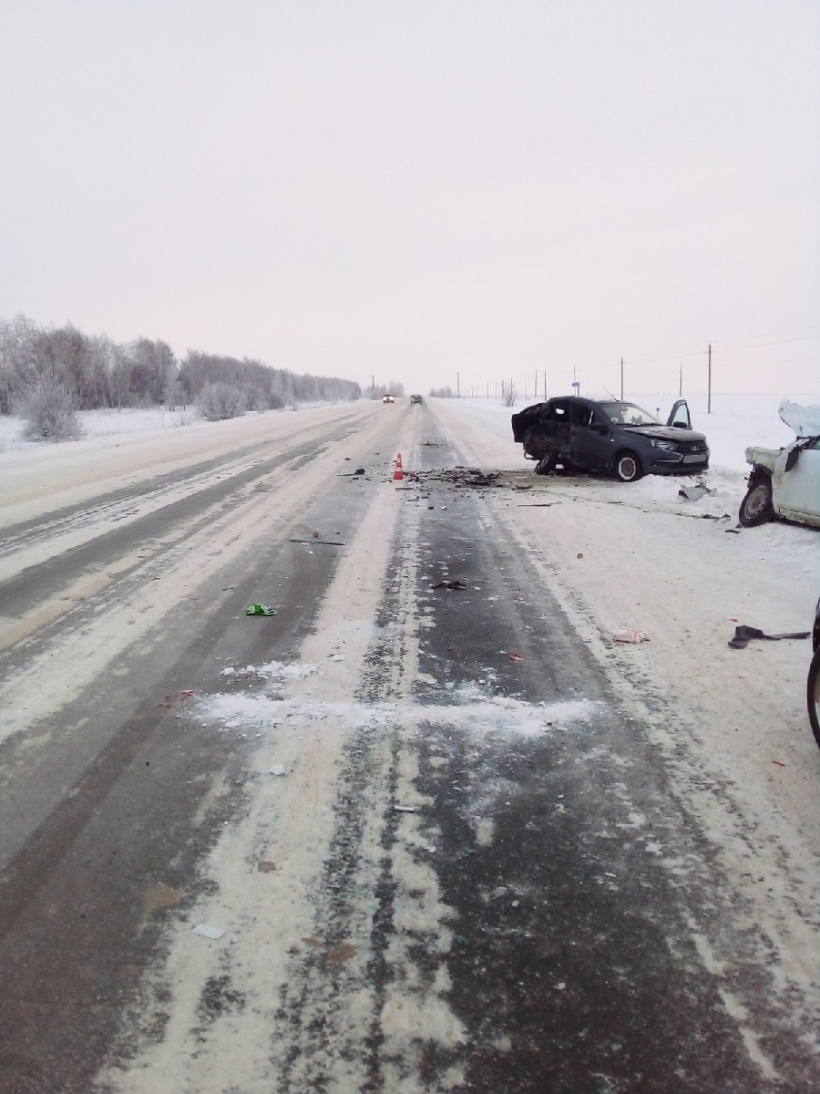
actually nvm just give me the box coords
[667,399,692,429]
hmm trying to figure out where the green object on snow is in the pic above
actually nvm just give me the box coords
[246,604,277,616]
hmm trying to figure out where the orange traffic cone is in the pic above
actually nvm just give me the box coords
[393,453,404,481]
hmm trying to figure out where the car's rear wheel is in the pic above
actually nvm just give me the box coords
[738,477,773,527]
[614,451,642,482]
[808,647,820,750]
[535,454,557,475]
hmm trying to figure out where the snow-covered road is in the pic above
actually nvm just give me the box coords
[0,397,818,1092]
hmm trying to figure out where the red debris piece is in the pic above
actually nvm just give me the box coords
[509,653,525,662]
[771,760,786,767]
[179,690,194,700]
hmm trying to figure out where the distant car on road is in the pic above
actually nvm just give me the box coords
[739,400,820,529]
[409,394,423,405]
[511,395,709,481]
[382,393,395,404]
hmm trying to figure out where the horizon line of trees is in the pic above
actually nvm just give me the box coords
[0,314,362,415]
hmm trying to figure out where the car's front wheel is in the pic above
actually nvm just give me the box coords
[808,646,820,750]
[614,451,642,482]
[738,477,773,527]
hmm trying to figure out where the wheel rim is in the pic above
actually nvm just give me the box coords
[745,483,770,519]
[620,456,637,480]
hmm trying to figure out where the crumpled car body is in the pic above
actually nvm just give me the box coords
[511,395,709,482]
[739,400,820,529]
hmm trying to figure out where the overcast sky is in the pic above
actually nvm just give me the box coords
[1,0,818,397]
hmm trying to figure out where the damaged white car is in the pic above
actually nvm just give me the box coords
[739,401,820,529]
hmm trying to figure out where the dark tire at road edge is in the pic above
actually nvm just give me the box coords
[614,450,642,482]
[808,647,820,750]
[738,477,774,527]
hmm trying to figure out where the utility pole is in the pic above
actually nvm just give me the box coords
[620,357,624,400]
[707,344,712,413]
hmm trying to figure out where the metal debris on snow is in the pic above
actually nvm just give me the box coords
[678,481,716,501]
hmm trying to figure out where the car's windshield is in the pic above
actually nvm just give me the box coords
[598,402,660,427]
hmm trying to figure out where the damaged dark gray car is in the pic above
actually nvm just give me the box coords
[511,395,709,482]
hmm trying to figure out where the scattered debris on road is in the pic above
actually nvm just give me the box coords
[245,604,277,616]
[728,625,810,649]
[289,538,345,546]
[192,924,225,941]
[614,629,650,644]
[431,580,467,591]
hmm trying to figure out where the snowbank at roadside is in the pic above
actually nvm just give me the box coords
[0,402,345,454]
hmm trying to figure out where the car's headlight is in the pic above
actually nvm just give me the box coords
[650,439,675,450]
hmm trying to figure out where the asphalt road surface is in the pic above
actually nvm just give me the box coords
[0,401,817,1093]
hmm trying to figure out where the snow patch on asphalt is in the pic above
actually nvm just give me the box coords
[199,683,601,740]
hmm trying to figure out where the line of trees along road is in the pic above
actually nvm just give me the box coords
[0,314,362,415]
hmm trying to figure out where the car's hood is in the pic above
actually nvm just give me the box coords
[779,399,820,438]
[625,425,707,443]
[745,444,783,470]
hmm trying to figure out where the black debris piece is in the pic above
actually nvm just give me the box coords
[728,625,810,650]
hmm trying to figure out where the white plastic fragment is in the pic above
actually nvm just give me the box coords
[193,924,225,940]
[394,804,417,813]
[268,764,286,776]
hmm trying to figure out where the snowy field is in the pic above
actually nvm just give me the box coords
[0,403,332,454]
